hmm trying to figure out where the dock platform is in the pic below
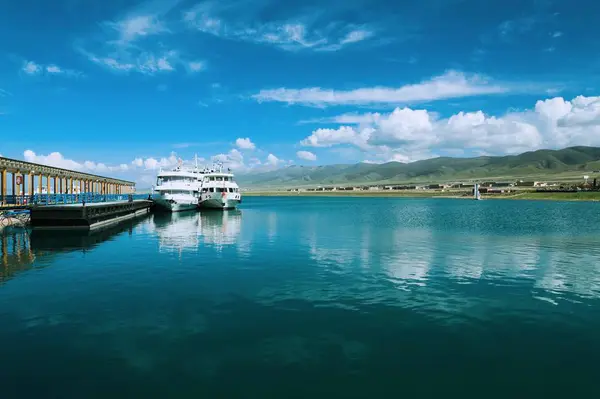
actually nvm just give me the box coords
[30,200,153,231]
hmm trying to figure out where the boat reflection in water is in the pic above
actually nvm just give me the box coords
[153,210,242,254]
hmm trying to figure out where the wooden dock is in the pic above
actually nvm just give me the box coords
[30,200,153,231]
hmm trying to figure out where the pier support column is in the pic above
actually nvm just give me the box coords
[1,169,6,204]
[46,176,50,195]
[27,173,33,197]
[12,172,16,197]
[70,178,73,194]
[38,174,42,195]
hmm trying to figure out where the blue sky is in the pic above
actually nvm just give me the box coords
[1,0,600,184]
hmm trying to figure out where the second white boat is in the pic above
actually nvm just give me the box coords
[198,163,242,210]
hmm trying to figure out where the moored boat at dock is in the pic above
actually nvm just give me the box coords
[153,158,204,212]
[198,162,242,210]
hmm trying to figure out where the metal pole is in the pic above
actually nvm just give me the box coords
[11,172,16,198]
[1,169,6,205]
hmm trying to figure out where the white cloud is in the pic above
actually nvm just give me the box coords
[141,152,179,170]
[552,31,563,38]
[212,148,246,170]
[46,65,62,74]
[23,150,134,174]
[183,2,374,52]
[22,61,41,75]
[299,95,600,163]
[368,108,434,145]
[20,147,291,187]
[253,70,511,107]
[157,57,174,71]
[317,29,374,52]
[340,29,373,45]
[22,150,184,179]
[83,49,184,75]
[235,137,256,150]
[209,148,291,172]
[266,153,281,166]
[498,17,536,39]
[24,150,82,170]
[22,60,81,77]
[296,150,317,161]
[253,23,327,50]
[107,15,167,44]
[188,61,205,72]
[301,126,371,149]
[80,7,204,76]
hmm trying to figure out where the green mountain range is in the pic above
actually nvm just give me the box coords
[237,146,600,188]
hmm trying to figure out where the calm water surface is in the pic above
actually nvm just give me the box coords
[1,197,600,398]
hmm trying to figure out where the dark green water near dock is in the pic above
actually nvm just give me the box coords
[1,197,600,398]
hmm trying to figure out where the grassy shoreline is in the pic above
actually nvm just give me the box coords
[243,190,600,201]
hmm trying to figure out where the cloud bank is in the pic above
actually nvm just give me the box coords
[299,95,600,163]
[253,71,513,107]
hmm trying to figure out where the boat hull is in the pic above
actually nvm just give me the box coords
[199,197,240,210]
[154,196,199,212]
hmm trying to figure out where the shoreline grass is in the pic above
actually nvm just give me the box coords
[243,190,600,201]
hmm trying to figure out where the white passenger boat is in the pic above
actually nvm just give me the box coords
[198,162,242,210]
[153,158,204,212]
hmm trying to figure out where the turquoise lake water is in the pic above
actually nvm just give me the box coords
[1,197,600,398]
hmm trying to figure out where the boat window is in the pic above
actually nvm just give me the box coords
[210,177,215,181]
[228,188,234,192]
[209,187,214,192]
[202,188,208,193]
[223,177,229,181]
[166,189,185,194]
[162,176,192,183]
[216,177,223,181]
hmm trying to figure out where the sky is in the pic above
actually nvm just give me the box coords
[1,0,600,185]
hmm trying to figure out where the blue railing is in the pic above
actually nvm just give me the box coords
[0,193,151,206]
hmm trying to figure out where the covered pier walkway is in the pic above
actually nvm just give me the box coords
[1,156,136,207]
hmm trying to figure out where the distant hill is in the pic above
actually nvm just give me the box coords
[237,146,600,188]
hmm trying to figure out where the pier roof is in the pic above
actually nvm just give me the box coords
[0,156,134,185]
